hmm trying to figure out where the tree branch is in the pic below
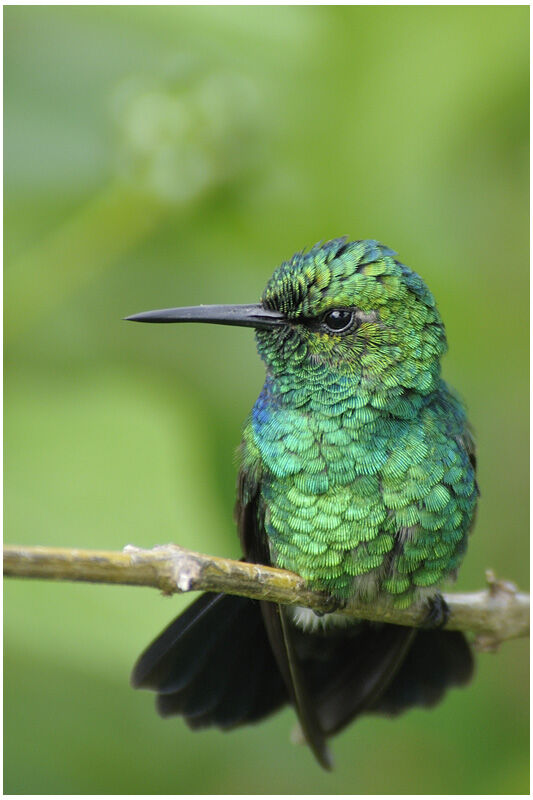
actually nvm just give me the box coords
[3,543,529,651]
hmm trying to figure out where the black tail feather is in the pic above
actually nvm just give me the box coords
[132,593,474,761]
[308,623,417,735]
[132,592,234,693]
[291,623,473,735]
[370,628,474,716]
[132,593,287,729]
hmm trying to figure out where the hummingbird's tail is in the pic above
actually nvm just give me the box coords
[290,615,474,735]
[131,592,287,728]
[132,593,473,764]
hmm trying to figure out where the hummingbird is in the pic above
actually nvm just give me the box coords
[126,238,478,769]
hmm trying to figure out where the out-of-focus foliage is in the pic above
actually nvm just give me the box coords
[4,6,529,794]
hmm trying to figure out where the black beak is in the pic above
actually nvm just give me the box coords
[124,303,285,330]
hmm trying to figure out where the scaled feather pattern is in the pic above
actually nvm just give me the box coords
[241,238,478,606]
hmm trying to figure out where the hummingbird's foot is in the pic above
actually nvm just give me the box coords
[422,593,450,629]
[314,595,347,617]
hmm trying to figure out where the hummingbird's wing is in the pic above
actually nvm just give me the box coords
[235,470,333,770]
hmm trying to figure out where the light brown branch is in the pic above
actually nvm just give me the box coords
[3,544,529,650]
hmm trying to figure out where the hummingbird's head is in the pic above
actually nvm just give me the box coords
[257,238,447,394]
[126,237,447,395]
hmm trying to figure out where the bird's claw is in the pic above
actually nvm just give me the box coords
[314,594,347,616]
[421,593,450,629]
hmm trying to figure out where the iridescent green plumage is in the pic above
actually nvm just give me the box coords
[241,238,477,607]
[129,238,477,768]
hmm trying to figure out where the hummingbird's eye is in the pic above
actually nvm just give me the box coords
[322,309,354,333]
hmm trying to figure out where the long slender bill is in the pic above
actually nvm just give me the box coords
[124,303,285,330]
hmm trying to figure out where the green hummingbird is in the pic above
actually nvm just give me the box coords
[127,238,478,769]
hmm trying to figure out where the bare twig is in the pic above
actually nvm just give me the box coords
[3,543,529,650]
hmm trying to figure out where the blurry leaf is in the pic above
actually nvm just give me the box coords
[112,69,262,203]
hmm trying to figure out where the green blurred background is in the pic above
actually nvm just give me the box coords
[4,6,529,794]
